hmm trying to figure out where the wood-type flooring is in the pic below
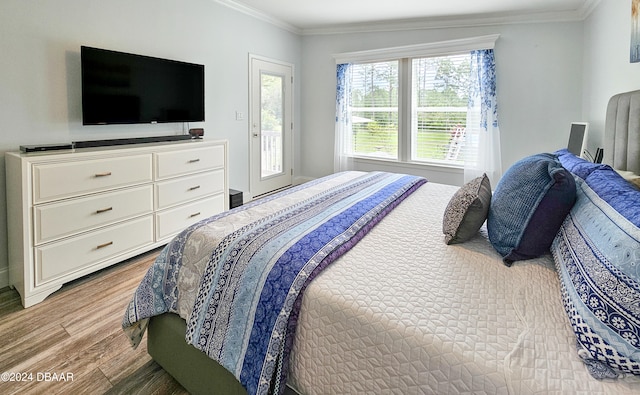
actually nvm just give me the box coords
[0,248,189,394]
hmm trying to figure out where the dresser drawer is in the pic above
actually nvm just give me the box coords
[33,154,152,203]
[155,169,224,209]
[155,145,225,180]
[35,216,154,286]
[155,195,225,241]
[34,185,154,245]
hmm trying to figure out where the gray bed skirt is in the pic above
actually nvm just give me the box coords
[147,313,248,395]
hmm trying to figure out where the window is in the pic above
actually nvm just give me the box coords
[335,35,500,178]
[346,53,471,166]
[411,54,470,165]
[350,61,399,159]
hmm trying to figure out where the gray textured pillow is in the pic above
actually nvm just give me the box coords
[443,174,492,245]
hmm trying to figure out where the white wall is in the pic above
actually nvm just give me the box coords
[0,0,629,290]
[583,0,640,148]
[0,0,302,287]
[299,22,584,184]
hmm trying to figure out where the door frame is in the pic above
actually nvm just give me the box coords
[248,54,294,198]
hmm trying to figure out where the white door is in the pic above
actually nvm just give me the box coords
[249,55,293,197]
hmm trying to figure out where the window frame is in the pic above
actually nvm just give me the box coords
[335,35,499,169]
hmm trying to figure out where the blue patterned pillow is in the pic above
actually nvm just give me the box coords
[487,153,576,265]
[555,149,609,180]
[552,175,640,378]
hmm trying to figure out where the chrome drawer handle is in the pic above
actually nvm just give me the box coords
[189,212,201,218]
[95,172,112,177]
[96,241,113,249]
[96,207,113,214]
[188,159,200,163]
[189,185,201,191]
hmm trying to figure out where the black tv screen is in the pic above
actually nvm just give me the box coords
[81,46,204,125]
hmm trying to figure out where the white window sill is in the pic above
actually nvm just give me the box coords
[350,156,464,186]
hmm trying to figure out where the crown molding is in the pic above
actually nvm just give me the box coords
[579,0,601,19]
[303,9,591,36]
[212,0,302,35]
[215,0,602,37]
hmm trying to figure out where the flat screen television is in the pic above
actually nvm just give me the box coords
[81,46,204,125]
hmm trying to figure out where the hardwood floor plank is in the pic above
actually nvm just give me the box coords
[0,287,22,317]
[61,286,136,336]
[0,295,72,338]
[0,248,189,394]
[105,360,188,395]
[98,335,155,384]
[50,368,113,395]
[5,300,132,392]
[0,252,154,336]
[0,323,69,371]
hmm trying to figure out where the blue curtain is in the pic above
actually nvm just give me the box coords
[464,49,502,184]
[334,63,353,172]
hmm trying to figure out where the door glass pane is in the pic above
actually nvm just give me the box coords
[261,72,284,178]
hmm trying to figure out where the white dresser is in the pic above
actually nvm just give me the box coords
[6,139,228,307]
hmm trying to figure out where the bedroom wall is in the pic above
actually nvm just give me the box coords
[0,0,302,288]
[582,0,640,149]
[299,22,584,184]
[0,2,616,291]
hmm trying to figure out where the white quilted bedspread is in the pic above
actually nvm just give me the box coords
[287,180,640,394]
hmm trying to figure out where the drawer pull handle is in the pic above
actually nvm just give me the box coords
[189,212,201,218]
[189,185,201,191]
[188,159,200,163]
[96,241,113,249]
[95,172,112,177]
[96,207,113,214]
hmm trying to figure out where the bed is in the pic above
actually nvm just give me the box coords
[123,91,640,394]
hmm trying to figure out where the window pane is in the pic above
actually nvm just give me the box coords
[349,61,399,159]
[261,73,284,178]
[411,54,471,165]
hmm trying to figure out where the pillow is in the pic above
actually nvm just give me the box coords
[554,148,608,179]
[442,174,491,245]
[586,167,640,227]
[487,153,576,265]
[552,176,640,378]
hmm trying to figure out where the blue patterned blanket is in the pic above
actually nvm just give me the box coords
[123,171,426,394]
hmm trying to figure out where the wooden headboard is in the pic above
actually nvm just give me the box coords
[604,90,640,174]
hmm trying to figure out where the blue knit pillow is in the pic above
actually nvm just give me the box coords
[487,153,576,265]
[552,174,640,378]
